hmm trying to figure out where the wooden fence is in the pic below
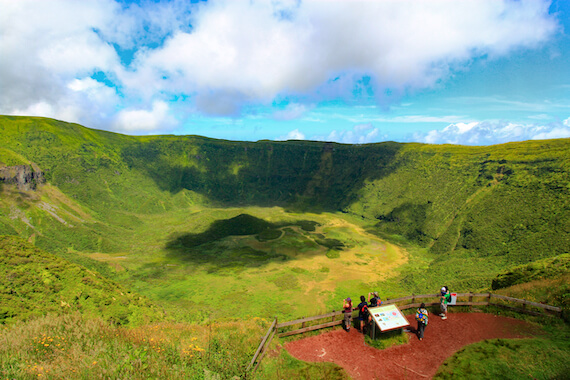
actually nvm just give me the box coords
[246,317,277,373]
[247,292,563,375]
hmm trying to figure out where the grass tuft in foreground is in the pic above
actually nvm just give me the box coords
[434,321,570,379]
[0,313,269,379]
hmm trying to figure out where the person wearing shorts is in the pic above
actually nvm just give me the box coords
[343,297,353,331]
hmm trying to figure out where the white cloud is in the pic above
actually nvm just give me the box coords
[321,123,383,144]
[272,103,312,121]
[0,0,561,134]
[113,101,175,133]
[528,114,552,120]
[417,120,570,145]
[10,77,121,128]
[121,0,560,114]
[278,128,306,140]
[532,128,570,140]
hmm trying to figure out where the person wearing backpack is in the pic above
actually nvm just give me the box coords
[368,291,382,308]
[342,297,353,331]
[367,292,382,325]
[415,303,428,341]
[439,286,449,320]
[357,295,369,334]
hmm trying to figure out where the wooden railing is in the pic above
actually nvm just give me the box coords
[276,293,561,339]
[246,292,562,375]
[246,317,277,373]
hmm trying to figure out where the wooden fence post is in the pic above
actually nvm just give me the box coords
[487,292,492,305]
[469,293,473,303]
[253,317,277,373]
[247,318,277,373]
[332,310,335,322]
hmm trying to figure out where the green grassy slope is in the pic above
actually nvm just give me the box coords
[0,235,163,325]
[1,115,569,299]
[345,141,570,290]
[1,115,568,379]
[434,327,570,379]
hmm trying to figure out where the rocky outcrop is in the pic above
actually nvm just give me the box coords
[0,164,45,191]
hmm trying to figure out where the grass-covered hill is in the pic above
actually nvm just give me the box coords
[1,115,569,379]
[1,115,568,288]
[0,235,162,325]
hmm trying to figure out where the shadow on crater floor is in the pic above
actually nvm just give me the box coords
[163,214,344,270]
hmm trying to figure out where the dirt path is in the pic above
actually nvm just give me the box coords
[285,313,539,379]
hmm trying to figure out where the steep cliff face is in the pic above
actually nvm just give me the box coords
[0,164,45,191]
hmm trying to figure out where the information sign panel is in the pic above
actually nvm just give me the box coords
[369,304,409,332]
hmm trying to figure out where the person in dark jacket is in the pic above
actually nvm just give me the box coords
[367,291,382,325]
[357,295,369,333]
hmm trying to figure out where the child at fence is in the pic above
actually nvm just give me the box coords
[415,303,428,341]
[342,297,353,331]
[440,286,449,320]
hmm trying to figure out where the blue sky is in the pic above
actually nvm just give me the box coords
[1,0,569,145]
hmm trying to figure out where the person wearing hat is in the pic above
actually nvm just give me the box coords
[343,297,353,331]
[367,291,382,325]
[368,291,382,308]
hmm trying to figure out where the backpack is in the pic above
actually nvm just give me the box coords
[370,297,380,307]
[360,303,369,317]
[416,312,424,322]
[416,309,427,324]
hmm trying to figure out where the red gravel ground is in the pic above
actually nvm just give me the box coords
[285,313,539,379]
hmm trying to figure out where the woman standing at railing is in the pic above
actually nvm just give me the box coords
[343,297,353,332]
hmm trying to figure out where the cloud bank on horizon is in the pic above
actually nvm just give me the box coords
[1,0,569,145]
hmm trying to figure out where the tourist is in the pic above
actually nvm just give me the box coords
[367,291,382,324]
[415,303,428,341]
[343,297,353,331]
[357,295,369,333]
[440,286,448,320]
[368,291,382,307]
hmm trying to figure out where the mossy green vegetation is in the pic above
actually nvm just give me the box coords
[1,116,568,285]
[0,236,162,325]
[0,115,569,378]
[0,147,30,166]
[255,349,349,380]
[434,323,570,379]
[119,206,404,322]
[0,313,270,380]
[492,254,570,290]
[365,328,409,350]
